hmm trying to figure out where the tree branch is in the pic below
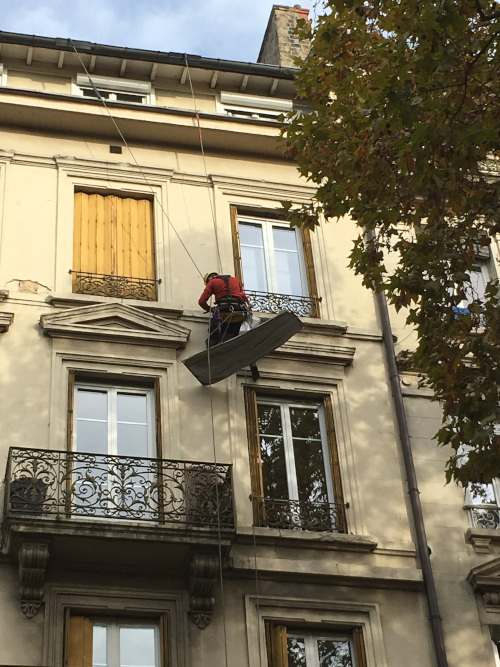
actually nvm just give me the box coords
[473,0,500,21]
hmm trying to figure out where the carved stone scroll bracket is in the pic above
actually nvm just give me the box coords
[18,543,49,618]
[483,592,500,607]
[188,554,219,629]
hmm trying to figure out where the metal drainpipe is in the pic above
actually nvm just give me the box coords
[369,236,449,666]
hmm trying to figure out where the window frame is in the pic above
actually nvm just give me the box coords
[73,381,157,459]
[230,206,320,317]
[69,373,162,460]
[245,387,346,532]
[266,623,367,667]
[75,74,154,105]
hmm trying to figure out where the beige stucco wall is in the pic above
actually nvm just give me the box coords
[0,50,498,667]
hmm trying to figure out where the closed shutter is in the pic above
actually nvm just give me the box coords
[230,205,243,283]
[353,627,368,667]
[244,386,265,525]
[73,192,155,283]
[300,226,320,317]
[66,616,93,667]
[324,395,346,532]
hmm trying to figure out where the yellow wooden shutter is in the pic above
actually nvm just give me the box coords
[324,395,346,532]
[267,624,289,667]
[300,226,320,317]
[73,192,155,281]
[66,616,93,667]
[244,386,265,525]
[353,627,368,667]
[230,205,243,282]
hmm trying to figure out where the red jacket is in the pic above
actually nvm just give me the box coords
[198,275,250,312]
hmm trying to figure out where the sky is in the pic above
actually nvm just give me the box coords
[1,0,314,63]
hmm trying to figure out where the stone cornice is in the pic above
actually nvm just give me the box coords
[0,311,14,332]
[40,302,190,348]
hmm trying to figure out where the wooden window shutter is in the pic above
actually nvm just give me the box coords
[265,623,289,667]
[300,226,320,317]
[244,386,265,524]
[230,205,243,282]
[66,616,93,667]
[67,371,75,452]
[352,627,368,667]
[73,192,155,282]
[154,378,162,459]
[323,395,346,532]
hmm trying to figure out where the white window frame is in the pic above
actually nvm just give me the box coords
[257,398,335,505]
[287,630,356,667]
[465,479,500,529]
[239,216,309,297]
[74,382,156,458]
[93,618,161,667]
[458,263,490,311]
[218,91,292,121]
[74,74,154,105]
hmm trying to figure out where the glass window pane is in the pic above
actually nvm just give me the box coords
[240,223,268,292]
[76,420,108,454]
[294,438,328,504]
[317,639,353,667]
[120,627,156,667]
[258,404,288,499]
[468,268,487,302]
[117,393,148,424]
[117,423,149,458]
[273,227,303,296]
[93,625,107,667]
[290,408,321,440]
[78,389,108,420]
[287,637,306,667]
[467,483,496,505]
[273,227,299,252]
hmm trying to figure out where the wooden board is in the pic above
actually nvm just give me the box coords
[183,312,304,385]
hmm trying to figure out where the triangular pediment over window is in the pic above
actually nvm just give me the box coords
[40,303,190,348]
[467,556,500,606]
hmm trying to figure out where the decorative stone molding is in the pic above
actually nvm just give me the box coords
[18,543,49,618]
[40,302,190,348]
[188,554,220,629]
[0,311,14,332]
[0,289,9,302]
[483,592,500,606]
[467,556,500,607]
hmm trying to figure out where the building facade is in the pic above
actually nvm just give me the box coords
[1,5,500,666]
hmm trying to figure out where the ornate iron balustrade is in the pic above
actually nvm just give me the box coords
[466,504,500,530]
[71,271,157,301]
[252,496,347,533]
[246,290,320,318]
[4,447,234,529]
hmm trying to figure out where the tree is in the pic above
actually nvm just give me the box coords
[281,0,500,486]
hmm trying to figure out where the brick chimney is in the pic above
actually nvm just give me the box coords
[258,5,311,67]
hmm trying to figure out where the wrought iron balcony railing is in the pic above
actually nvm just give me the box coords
[252,496,347,533]
[466,504,500,530]
[246,290,320,318]
[4,447,234,529]
[71,271,157,301]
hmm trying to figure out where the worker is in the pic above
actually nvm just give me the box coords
[199,271,251,346]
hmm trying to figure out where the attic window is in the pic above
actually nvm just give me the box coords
[76,74,152,104]
[219,91,292,121]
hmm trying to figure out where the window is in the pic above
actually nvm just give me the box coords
[67,616,162,667]
[69,378,160,520]
[245,389,346,532]
[266,624,367,667]
[455,264,489,314]
[219,91,293,121]
[72,191,156,300]
[231,207,320,317]
[76,74,152,104]
[73,383,157,459]
[465,481,500,529]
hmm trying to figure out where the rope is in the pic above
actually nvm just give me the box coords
[184,55,223,275]
[69,40,204,280]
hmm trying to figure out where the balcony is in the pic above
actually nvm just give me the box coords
[2,447,235,622]
[246,290,320,318]
[71,270,157,301]
[4,447,233,528]
[466,503,500,530]
[252,496,347,533]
